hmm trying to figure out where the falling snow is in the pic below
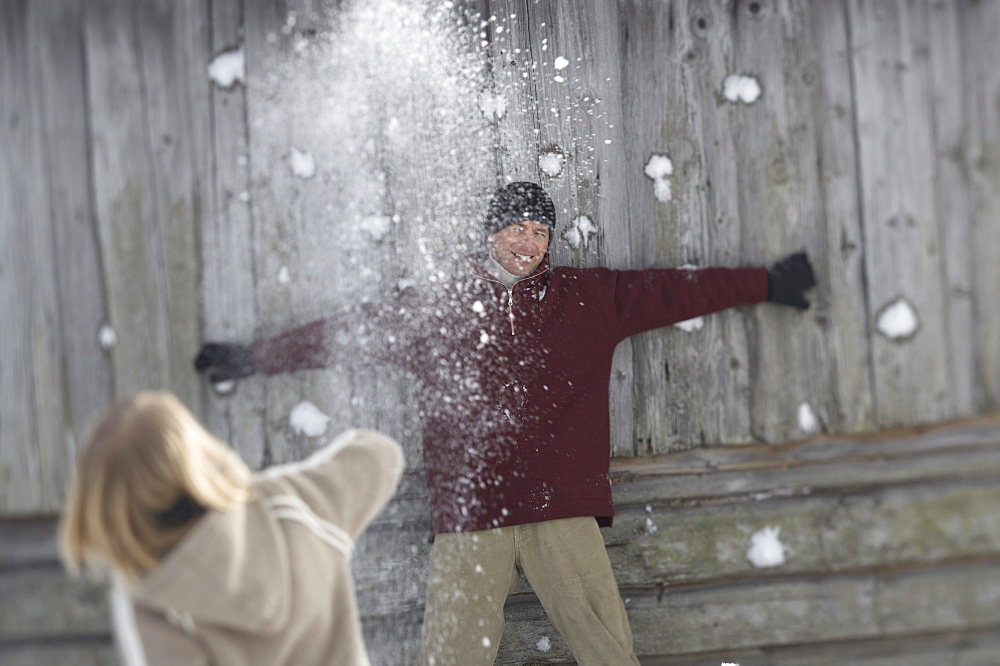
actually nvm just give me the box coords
[98,324,117,350]
[536,636,552,652]
[563,215,598,250]
[290,148,316,179]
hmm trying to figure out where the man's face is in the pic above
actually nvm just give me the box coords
[488,220,551,277]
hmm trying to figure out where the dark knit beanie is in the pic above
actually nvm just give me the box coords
[485,182,556,235]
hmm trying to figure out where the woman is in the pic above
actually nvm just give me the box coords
[60,391,403,665]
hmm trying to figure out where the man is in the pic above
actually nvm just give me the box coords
[195,182,816,664]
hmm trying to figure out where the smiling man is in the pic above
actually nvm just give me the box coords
[195,181,816,664]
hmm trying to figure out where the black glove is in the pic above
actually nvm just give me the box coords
[194,343,257,382]
[766,251,816,310]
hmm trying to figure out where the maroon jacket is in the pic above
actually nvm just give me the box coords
[252,256,768,536]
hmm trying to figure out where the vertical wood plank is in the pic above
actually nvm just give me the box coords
[960,0,1000,411]
[200,0,268,468]
[0,0,43,513]
[83,0,172,398]
[847,0,954,427]
[134,0,211,413]
[27,0,114,463]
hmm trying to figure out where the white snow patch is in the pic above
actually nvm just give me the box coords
[212,380,236,395]
[797,402,819,434]
[478,91,508,122]
[644,154,674,203]
[481,637,491,648]
[277,266,291,285]
[360,215,392,241]
[472,300,485,314]
[538,151,565,177]
[98,324,117,350]
[721,663,741,666]
[536,636,551,652]
[563,215,598,250]
[553,75,565,83]
[747,526,786,568]
[208,46,245,88]
[723,74,762,103]
[877,298,919,340]
[645,516,659,535]
[554,56,569,70]
[289,401,331,438]
[644,154,674,180]
[674,316,705,333]
[290,148,316,179]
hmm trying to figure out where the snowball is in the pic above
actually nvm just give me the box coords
[723,74,761,103]
[208,46,245,88]
[536,636,551,652]
[360,215,392,241]
[563,215,598,250]
[747,526,786,568]
[554,56,569,70]
[644,154,674,180]
[797,402,819,434]
[877,298,919,340]
[98,324,117,350]
[290,148,316,179]
[674,316,704,333]
[538,151,565,177]
[289,401,331,438]
[277,266,291,284]
[478,91,508,121]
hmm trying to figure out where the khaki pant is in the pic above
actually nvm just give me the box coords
[420,516,639,665]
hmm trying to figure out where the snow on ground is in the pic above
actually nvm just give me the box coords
[747,525,786,568]
[208,46,245,88]
[563,215,597,250]
[723,74,761,103]
[644,154,674,202]
[289,401,331,438]
[290,148,316,179]
[877,298,919,340]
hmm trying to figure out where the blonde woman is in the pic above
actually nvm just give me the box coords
[60,391,403,665]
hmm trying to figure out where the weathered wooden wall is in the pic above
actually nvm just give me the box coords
[3,0,1000,663]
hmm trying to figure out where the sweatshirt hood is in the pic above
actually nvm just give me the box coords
[130,495,292,635]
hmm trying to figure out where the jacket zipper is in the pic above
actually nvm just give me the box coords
[476,269,546,337]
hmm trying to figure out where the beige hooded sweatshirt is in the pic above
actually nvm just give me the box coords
[113,429,404,665]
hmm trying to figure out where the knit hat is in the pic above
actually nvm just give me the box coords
[485,182,556,236]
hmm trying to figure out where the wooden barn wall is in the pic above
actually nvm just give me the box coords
[3,0,1000,663]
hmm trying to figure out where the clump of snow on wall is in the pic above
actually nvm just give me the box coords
[98,324,117,350]
[538,150,565,177]
[289,401,331,438]
[877,298,919,340]
[208,46,246,88]
[478,90,507,121]
[213,380,236,395]
[746,525,786,568]
[536,636,551,652]
[674,317,704,333]
[644,154,674,203]
[290,148,316,179]
[723,74,761,104]
[360,215,393,241]
[278,266,291,284]
[563,215,597,250]
[797,402,819,434]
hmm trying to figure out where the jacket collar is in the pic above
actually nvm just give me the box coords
[468,252,551,287]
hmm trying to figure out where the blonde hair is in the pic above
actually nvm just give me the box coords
[60,391,252,581]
